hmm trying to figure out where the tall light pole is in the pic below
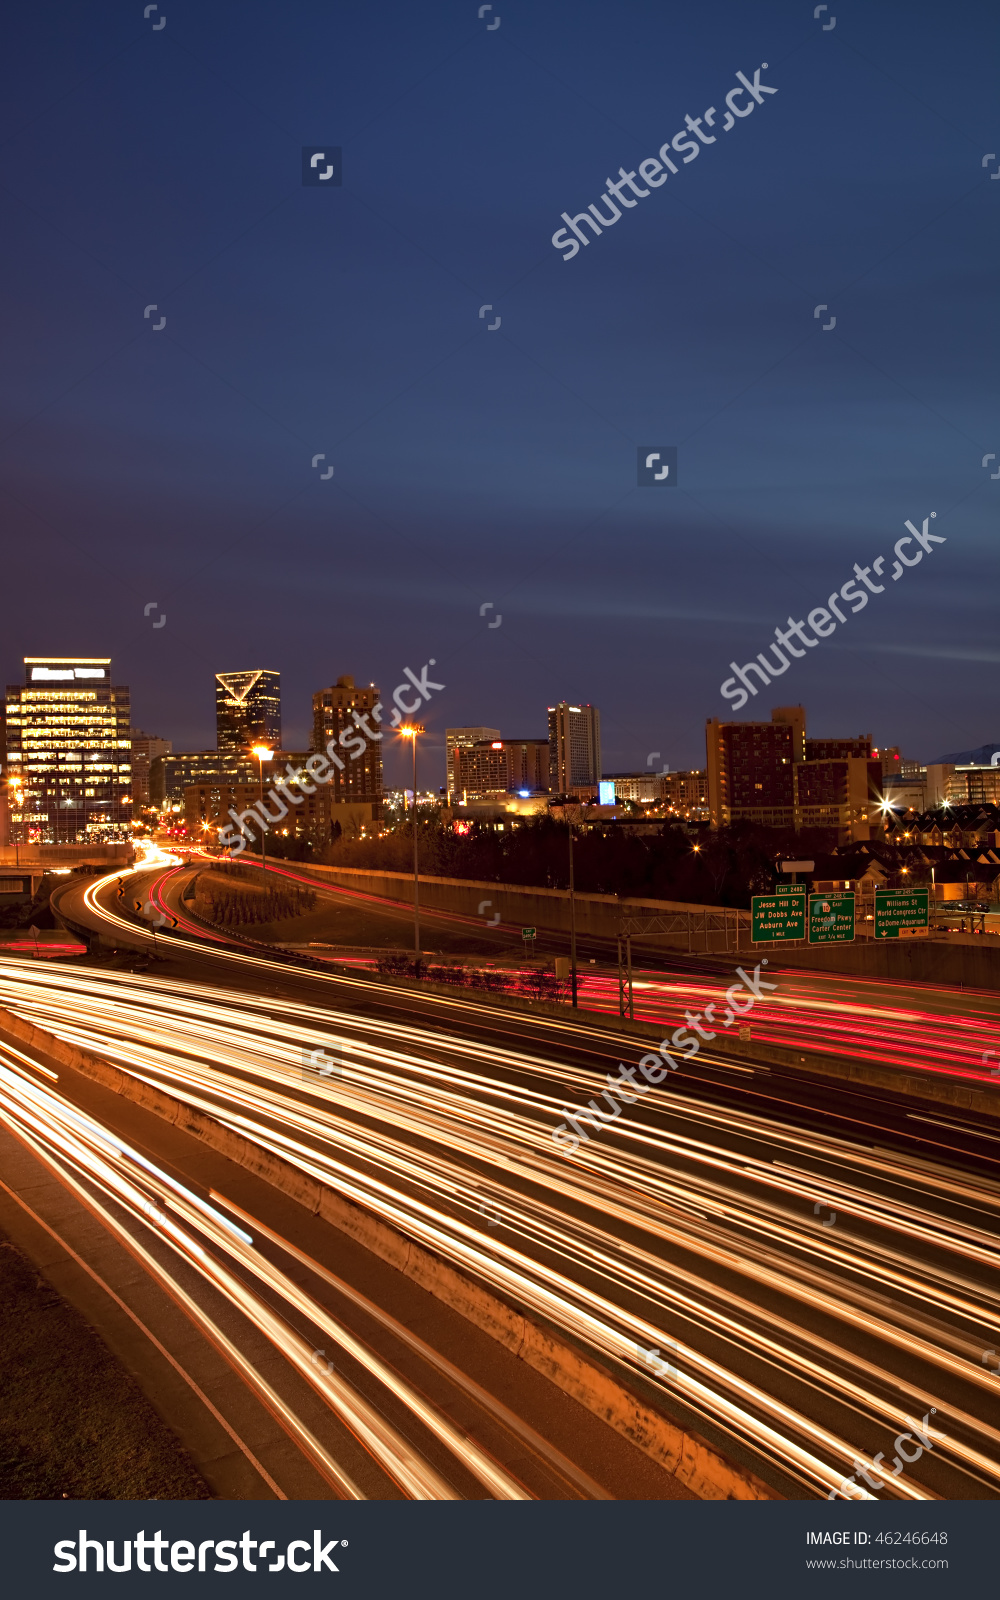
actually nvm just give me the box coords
[398,724,425,967]
[251,745,273,871]
[567,817,578,1008]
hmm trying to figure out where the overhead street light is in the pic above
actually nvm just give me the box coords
[397,724,425,968]
[251,745,274,870]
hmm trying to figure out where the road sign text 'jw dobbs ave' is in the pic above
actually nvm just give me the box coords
[751,882,805,943]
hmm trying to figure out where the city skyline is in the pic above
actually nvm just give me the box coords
[3,638,991,800]
[2,3,996,783]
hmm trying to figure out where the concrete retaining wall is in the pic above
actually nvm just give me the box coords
[0,1005,774,1501]
[286,863,746,945]
[291,864,1000,990]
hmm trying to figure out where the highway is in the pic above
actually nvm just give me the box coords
[1,852,997,1501]
[164,849,1000,1085]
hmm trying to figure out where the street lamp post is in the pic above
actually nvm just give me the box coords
[251,745,273,871]
[567,818,578,1008]
[398,724,425,967]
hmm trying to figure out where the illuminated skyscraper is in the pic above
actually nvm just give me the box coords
[312,675,383,817]
[4,657,131,843]
[215,669,281,755]
[445,727,501,795]
[547,702,601,791]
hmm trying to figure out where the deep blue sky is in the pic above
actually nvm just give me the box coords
[1,1,997,786]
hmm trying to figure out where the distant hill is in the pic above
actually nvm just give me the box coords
[931,743,1000,765]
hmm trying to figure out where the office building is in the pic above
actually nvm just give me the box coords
[215,669,281,755]
[312,676,383,821]
[130,730,172,808]
[4,656,131,844]
[455,738,550,799]
[548,702,601,792]
[601,772,661,803]
[151,751,257,809]
[185,770,329,846]
[445,727,501,795]
[706,706,881,842]
[927,764,1000,808]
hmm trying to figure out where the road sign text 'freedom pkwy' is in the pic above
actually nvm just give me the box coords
[808,891,855,945]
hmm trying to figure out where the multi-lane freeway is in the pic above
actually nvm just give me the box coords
[0,850,998,1502]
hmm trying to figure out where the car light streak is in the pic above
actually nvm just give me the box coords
[2,948,998,1500]
[0,1046,530,1500]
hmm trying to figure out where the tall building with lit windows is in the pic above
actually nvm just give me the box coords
[547,702,601,792]
[215,669,281,755]
[705,705,882,843]
[312,675,383,819]
[445,726,501,795]
[4,657,132,843]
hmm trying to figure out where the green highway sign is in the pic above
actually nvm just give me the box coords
[874,887,929,939]
[522,926,536,940]
[808,891,855,945]
[751,882,805,943]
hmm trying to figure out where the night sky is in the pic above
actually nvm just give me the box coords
[1,1,997,788]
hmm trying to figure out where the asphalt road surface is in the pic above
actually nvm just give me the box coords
[2,853,996,1502]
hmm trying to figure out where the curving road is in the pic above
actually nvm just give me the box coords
[0,853,992,1501]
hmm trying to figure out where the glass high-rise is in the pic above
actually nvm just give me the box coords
[4,657,132,843]
[215,669,281,755]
